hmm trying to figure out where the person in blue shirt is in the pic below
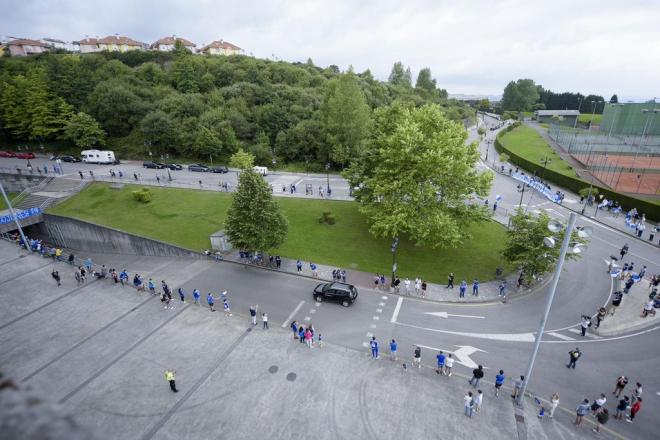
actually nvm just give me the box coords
[472,279,479,296]
[495,370,505,397]
[206,293,215,312]
[222,297,232,316]
[370,336,379,359]
[459,280,467,298]
[148,279,156,295]
[296,260,303,272]
[436,351,446,375]
[192,289,200,305]
[298,325,305,343]
[119,270,128,286]
[84,258,93,271]
[390,339,398,361]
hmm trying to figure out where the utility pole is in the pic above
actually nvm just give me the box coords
[390,237,399,285]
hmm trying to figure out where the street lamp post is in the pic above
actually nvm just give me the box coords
[539,156,552,181]
[517,212,580,406]
[580,173,595,215]
[390,237,399,285]
[325,162,331,194]
[0,181,29,248]
[517,184,526,208]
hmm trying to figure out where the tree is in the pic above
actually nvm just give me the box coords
[229,148,255,170]
[503,209,586,283]
[319,73,372,166]
[609,94,618,104]
[415,68,436,93]
[64,112,106,148]
[24,69,73,142]
[501,79,539,111]
[225,169,288,253]
[172,58,199,93]
[388,62,411,87]
[345,103,492,249]
[86,80,146,136]
[477,99,490,112]
[140,110,176,152]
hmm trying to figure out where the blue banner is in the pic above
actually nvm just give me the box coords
[0,207,42,225]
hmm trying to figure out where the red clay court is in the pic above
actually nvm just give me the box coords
[573,153,660,195]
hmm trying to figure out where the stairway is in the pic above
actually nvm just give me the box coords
[15,194,52,210]
[12,177,86,211]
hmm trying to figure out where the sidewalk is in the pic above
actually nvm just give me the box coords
[599,276,657,336]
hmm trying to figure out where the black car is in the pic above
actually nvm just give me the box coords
[188,163,210,172]
[209,165,229,173]
[143,161,165,169]
[59,155,82,163]
[164,163,183,170]
[313,282,358,307]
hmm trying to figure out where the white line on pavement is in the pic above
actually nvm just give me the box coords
[373,316,380,320]
[391,297,403,323]
[567,328,602,339]
[281,300,305,328]
[394,321,536,342]
[381,296,388,300]
[376,308,383,313]
[547,332,575,341]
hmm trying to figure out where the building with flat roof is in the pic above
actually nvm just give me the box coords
[534,109,580,126]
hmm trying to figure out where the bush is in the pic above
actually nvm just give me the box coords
[132,187,152,203]
[318,210,336,225]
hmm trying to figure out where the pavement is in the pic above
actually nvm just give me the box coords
[0,240,629,440]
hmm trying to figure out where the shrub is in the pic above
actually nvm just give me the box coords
[132,187,152,203]
[318,210,336,225]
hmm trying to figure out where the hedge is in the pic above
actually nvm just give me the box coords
[495,123,660,222]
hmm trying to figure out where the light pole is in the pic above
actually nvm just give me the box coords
[56,158,64,175]
[390,237,399,285]
[539,156,552,181]
[588,100,604,129]
[580,172,595,215]
[517,184,526,208]
[517,212,589,406]
[0,181,29,248]
[325,162,331,194]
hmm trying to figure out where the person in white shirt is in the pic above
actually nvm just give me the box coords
[641,300,655,317]
[549,393,560,418]
[464,392,474,417]
[414,278,421,295]
[404,278,411,296]
[474,389,483,413]
[444,354,454,376]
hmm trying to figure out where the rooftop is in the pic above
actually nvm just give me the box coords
[535,110,580,116]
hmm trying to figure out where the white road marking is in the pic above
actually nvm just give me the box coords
[369,324,377,329]
[415,344,487,369]
[391,297,403,323]
[424,311,485,319]
[567,328,602,339]
[373,316,380,321]
[545,208,565,217]
[315,302,321,306]
[547,332,575,341]
[304,316,311,321]
[362,341,370,348]
[590,234,660,267]
[379,302,385,307]
[281,300,305,328]
[309,309,316,314]
[381,296,388,300]
[376,308,383,313]
[395,321,536,342]
[366,332,373,338]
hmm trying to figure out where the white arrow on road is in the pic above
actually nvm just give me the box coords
[424,311,485,319]
[416,344,487,369]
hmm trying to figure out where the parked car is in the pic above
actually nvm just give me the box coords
[188,163,210,172]
[209,165,229,173]
[143,161,165,169]
[16,152,36,159]
[0,151,17,158]
[164,163,183,170]
[51,155,82,163]
[313,282,358,307]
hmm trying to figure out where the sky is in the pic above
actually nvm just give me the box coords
[2,0,659,101]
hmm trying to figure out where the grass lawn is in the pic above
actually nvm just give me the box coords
[578,114,602,125]
[48,183,510,283]
[0,193,18,210]
[499,125,576,177]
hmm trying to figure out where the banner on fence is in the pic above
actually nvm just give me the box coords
[0,207,42,225]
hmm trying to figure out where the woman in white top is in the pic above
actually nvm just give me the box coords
[549,393,560,418]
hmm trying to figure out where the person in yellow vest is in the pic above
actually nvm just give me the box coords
[164,369,178,392]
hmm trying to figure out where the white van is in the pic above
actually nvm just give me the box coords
[81,150,117,164]
[253,166,268,176]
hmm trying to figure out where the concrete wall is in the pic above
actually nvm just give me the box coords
[0,172,47,192]
[26,214,202,258]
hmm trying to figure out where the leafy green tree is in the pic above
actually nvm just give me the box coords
[194,109,238,158]
[478,99,490,111]
[501,79,539,111]
[609,94,618,103]
[24,69,73,142]
[64,112,106,148]
[86,80,146,136]
[140,110,177,152]
[0,76,31,138]
[388,62,411,87]
[415,68,436,93]
[172,58,199,93]
[319,73,371,166]
[345,103,492,249]
[503,209,586,283]
[257,101,288,145]
[229,148,255,170]
[225,169,288,253]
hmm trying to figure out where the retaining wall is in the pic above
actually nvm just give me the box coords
[0,172,47,192]
[26,214,202,258]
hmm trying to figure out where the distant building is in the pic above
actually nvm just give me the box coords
[42,38,80,52]
[150,36,196,52]
[534,109,580,126]
[199,40,242,56]
[6,38,50,56]
[78,35,144,53]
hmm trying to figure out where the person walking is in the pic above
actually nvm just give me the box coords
[164,369,178,393]
[421,280,427,298]
[472,279,479,296]
[193,289,200,305]
[446,273,454,289]
[594,307,607,330]
[498,280,507,298]
[392,277,400,293]
[594,408,609,434]
[615,396,629,420]
[627,397,642,423]
[436,351,446,375]
[511,376,524,400]
[262,312,269,329]
[298,325,305,343]
[296,260,303,272]
[250,305,258,326]
[148,278,156,295]
[631,382,642,404]
[51,270,61,287]
[464,391,474,418]
[304,327,313,348]
[413,345,421,368]
[459,280,467,298]
[495,370,505,397]
[370,336,379,359]
[474,390,483,414]
[390,339,397,361]
[414,278,421,295]
[591,393,607,414]
[206,293,215,312]
[290,320,298,339]
[580,315,591,336]
[469,365,484,388]
[613,376,628,398]
[567,348,582,369]
[178,288,185,303]
[222,297,232,316]
[619,243,629,260]
[444,354,454,376]
[404,278,411,295]
[549,393,560,418]
[575,399,590,426]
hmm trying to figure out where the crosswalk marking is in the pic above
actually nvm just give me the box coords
[547,332,575,341]
[567,328,602,339]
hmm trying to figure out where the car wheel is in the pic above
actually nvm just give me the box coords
[342,300,350,307]
[314,295,322,302]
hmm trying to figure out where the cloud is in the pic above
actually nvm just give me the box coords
[2,0,658,100]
